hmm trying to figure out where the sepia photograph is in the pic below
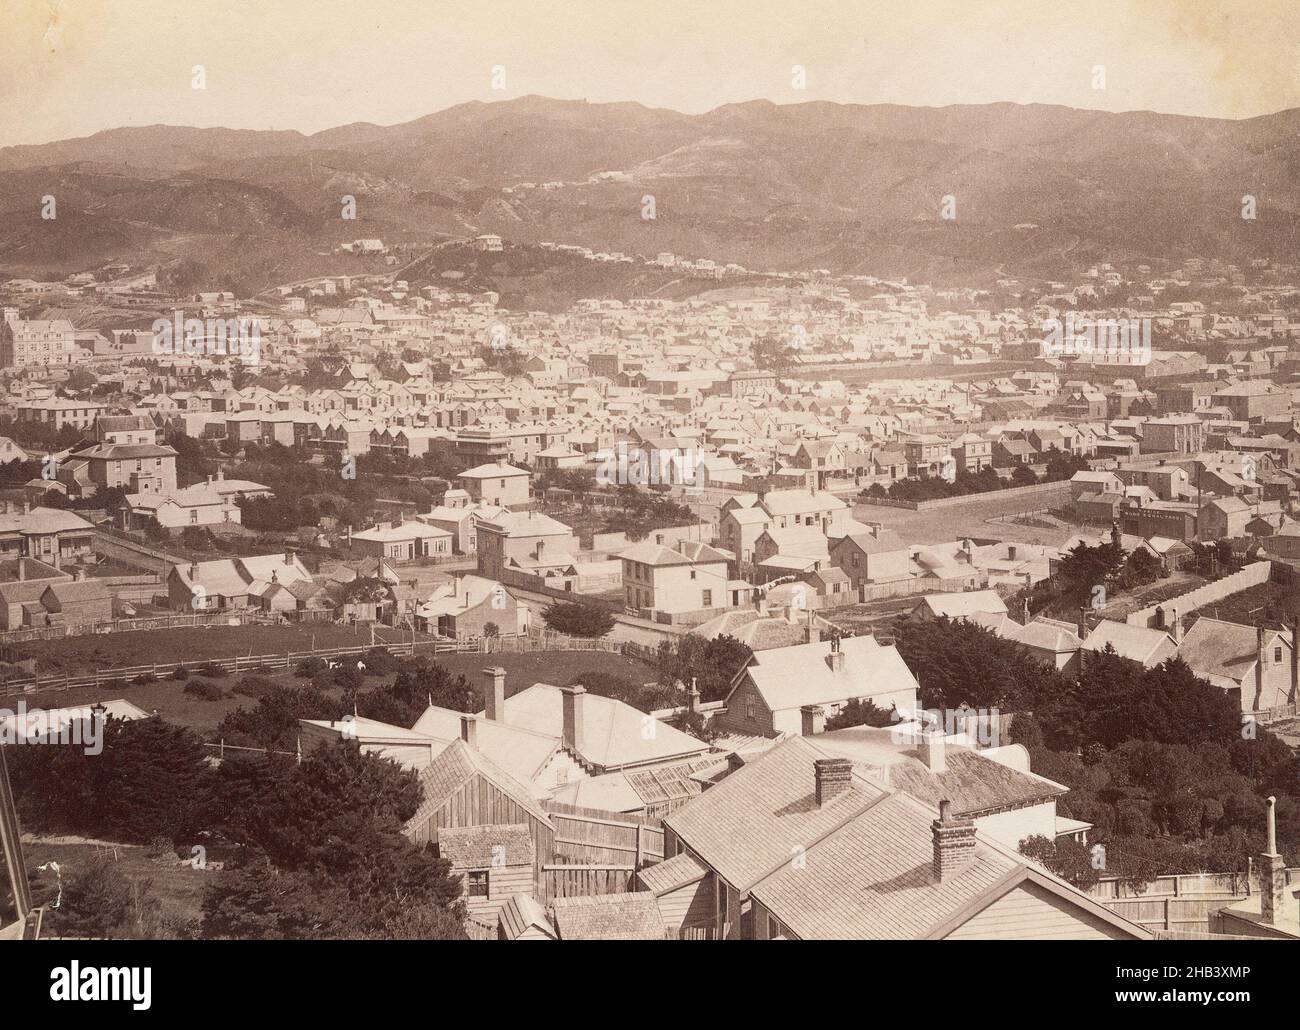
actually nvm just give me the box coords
[0,0,1298,996]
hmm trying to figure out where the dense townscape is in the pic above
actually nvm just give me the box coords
[2,2,1299,970]
[1,231,1298,943]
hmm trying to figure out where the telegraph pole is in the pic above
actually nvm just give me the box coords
[0,744,33,933]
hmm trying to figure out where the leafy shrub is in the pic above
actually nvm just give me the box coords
[183,680,224,701]
[233,676,277,699]
[195,661,229,679]
[333,665,364,691]
[296,657,328,678]
[359,647,398,677]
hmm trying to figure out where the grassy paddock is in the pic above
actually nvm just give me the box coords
[23,839,216,930]
[16,622,428,676]
[2,648,658,737]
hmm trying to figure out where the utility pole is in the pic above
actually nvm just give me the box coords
[0,745,34,934]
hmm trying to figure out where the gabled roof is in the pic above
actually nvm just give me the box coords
[637,850,708,895]
[406,738,554,830]
[1175,617,1286,686]
[1083,619,1176,666]
[549,892,666,940]
[411,706,559,785]
[815,726,1068,817]
[438,824,534,869]
[747,788,1150,940]
[914,590,1008,619]
[458,462,530,479]
[664,736,888,892]
[737,634,918,713]
[495,685,711,771]
[498,894,556,940]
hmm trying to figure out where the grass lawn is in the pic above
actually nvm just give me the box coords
[22,839,218,930]
[5,677,265,736]
[1186,577,1300,630]
[14,622,429,676]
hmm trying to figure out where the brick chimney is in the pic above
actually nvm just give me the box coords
[284,548,295,567]
[918,726,947,774]
[1169,606,1181,643]
[813,757,852,807]
[483,666,506,722]
[561,684,585,755]
[800,704,825,737]
[1077,606,1088,641]
[460,712,479,750]
[686,679,700,714]
[824,633,844,672]
[932,800,977,883]
[1260,796,1284,926]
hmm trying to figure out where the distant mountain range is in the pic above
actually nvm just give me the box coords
[2,95,1297,294]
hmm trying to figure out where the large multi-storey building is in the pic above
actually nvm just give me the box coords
[1,309,79,368]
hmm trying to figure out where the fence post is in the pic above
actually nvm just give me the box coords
[1163,897,1171,930]
[634,824,644,870]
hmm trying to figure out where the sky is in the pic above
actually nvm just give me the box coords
[2,0,1299,145]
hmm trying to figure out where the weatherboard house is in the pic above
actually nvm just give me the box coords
[718,632,919,738]
[657,736,1152,940]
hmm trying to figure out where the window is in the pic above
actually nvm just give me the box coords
[702,589,712,607]
[467,870,489,897]
[1275,646,1283,663]
[745,695,756,721]
[690,570,696,580]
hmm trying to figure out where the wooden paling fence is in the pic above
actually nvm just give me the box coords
[542,863,636,902]
[545,800,665,867]
[1090,867,1300,932]
[1088,867,1299,902]
[1104,896,1242,934]
[538,800,666,903]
